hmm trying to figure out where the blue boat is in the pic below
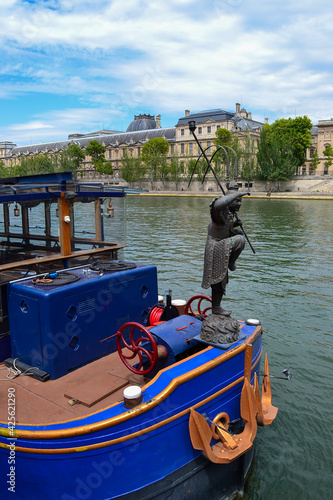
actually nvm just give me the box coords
[0,172,277,499]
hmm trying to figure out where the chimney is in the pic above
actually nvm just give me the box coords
[236,103,240,116]
[156,114,161,128]
[265,117,269,124]
[185,110,190,117]
[248,112,252,120]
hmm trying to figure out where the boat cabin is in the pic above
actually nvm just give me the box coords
[0,172,126,355]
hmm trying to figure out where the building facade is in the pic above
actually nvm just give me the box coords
[2,105,331,179]
[303,118,333,175]
[0,105,263,181]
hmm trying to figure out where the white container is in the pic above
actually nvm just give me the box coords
[246,318,261,326]
[172,299,187,315]
[123,385,143,408]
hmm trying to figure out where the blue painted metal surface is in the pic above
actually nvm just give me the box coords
[8,264,158,378]
[0,325,262,499]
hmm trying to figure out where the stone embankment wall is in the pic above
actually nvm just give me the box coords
[81,175,333,195]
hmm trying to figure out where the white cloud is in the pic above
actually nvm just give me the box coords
[0,0,333,143]
[10,121,53,131]
[0,106,125,145]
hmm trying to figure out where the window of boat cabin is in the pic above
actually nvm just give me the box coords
[0,196,126,256]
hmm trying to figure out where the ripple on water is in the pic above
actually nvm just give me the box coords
[118,196,332,500]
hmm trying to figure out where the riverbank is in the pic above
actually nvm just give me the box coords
[134,190,333,200]
[103,176,333,199]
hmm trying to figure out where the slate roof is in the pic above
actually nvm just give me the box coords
[126,117,157,132]
[177,109,234,126]
[177,108,263,131]
[10,128,176,157]
[231,116,263,131]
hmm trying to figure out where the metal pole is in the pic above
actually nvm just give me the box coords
[188,120,255,254]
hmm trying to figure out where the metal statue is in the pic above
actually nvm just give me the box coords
[202,181,249,317]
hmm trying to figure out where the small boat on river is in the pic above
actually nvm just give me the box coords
[0,171,277,499]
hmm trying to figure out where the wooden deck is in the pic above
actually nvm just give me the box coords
[0,350,144,425]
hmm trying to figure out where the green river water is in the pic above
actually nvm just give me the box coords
[117,196,333,500]
[10,195,332,500]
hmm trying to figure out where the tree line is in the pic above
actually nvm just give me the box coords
[1,116,329,186]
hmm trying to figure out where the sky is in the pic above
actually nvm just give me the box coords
[1,0,333,146]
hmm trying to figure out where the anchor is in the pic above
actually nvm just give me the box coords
[254,353,279,426]
[189,378,258,464]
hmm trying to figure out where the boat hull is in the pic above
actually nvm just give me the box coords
[0,321,263,500]
[117,448,254,500]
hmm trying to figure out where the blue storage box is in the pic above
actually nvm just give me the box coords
[8,263,158,379]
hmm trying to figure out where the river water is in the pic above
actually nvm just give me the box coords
[12,195,332,499]
[113,195,333,500]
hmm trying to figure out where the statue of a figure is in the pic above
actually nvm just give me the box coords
[201,181,248,316]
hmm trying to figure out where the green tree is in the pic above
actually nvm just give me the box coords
[256,125,272,182]
[212,128,241,180]
[270,116,312,167]
[141,137,169,188]
[14,154,56,176]
[323,144,333,173]
[230,136,243,178]
[169,156,183,189]
[64,144,85,175]
[120,151,147,187]
[309,149,320,173]
[85,140,106,170]
[0,160,8,177]
[257,126,298,188]
[241,129,256,186]
[214,128,232,147]
[187,158,208,183]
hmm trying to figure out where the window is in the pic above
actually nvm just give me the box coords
[108,149,112,159]
[216,125,220,130]
[181,129,185,136]
[138,147,141,156]
[207,141,211,150]
[207,126,211,133]
[309,147,315,158]
[181,143,185,154]
[189,143,193,154]
[198,127,202,134]
[170,144,175,155]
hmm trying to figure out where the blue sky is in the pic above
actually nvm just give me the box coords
[1,0,333,146]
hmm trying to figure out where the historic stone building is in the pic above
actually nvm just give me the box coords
[2,104,331,179]
[303,118,333,175]
[0,105,263,181]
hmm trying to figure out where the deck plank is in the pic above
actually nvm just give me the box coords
[0,351,144,425]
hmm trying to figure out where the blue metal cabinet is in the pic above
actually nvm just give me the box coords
[8,264,158,378]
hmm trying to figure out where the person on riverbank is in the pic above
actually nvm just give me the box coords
[202,181,247,316]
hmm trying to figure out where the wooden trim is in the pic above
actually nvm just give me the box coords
[59,197,71,256]
[95,199,102,241]
[244,344,253,381]
[0,245,125,271]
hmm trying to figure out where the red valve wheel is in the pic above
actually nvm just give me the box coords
[116,322,158,375]
[185,294,212,318]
